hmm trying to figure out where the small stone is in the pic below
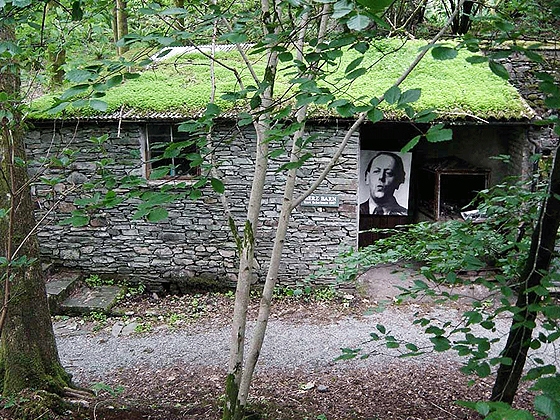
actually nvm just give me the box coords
[66,321,78,330]
[143,347,154,353]
[300,381,315,391]
[317,385,329,393]
[152,293,159,300]
[121,322,139,336]
[111,322,124,338]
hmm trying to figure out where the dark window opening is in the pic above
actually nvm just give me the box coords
[418,157,489,220]
[146,124,198,179]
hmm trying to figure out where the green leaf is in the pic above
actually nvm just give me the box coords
[524,365,557,381]
[384,86,401,105]
[367,108,383,123]
[238,113,253,126]
[89,99,108,112]
[545,96,560,109]
[329,99,351,109]
[333,0,353,18]
[47,101,71,114]
[524,49,543,63]
[475,401,490,415]
[495,20,515,32]
[132,208,150,220]
[430,336,451,352]
[426,124,453,143]
[464,310,483,325]
[336,348,360,361]
[534,395,560,420]
[345,56,364,74]
[346,67,366,80]
[221,32,248,44]
[347,14,371,31]
[466,55,488,64]
[432,46,458,60]
[405,343,418,352]
[123,72,140,80]
[536,72,555,83]
[60,212,89,227]
[398,89,421,106]
[335,102,355,117]
[401,135,421,153]
[250,95,262,110]
[413,109,437,123]
[489,60,510,80]
[278,51,293,62]
[149,166,171,180]
[211,178,225,194]
[66,69,95,83]
[539,81,560,95]
[542,305,560,319]
[147,207,168,222]
[353,42,369,54]
[475,362,491,377]
[414,279,429,290]
[205,103,221,117]
[60,84,90,100]
[159,7,188,15]
[178,121,201,133]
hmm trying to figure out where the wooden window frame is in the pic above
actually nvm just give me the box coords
[144,123,199,181]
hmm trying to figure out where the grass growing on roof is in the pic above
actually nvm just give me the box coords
[328,40,526,118]
[30,39,529,120]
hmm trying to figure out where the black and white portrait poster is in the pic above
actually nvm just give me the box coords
[359,150,412,216]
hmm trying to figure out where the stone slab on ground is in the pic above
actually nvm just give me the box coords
[45,271,82,315]
[60,285,124,315]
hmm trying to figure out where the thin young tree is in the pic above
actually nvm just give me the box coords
[215,1,466,417]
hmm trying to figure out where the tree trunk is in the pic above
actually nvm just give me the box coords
[223,2,281,417]
[174,0,185,31]
[115,0,128,55]
[48,47,66,88]
[0,23,72,396]
[491,150,560,403]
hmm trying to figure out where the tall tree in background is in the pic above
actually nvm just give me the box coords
[0,14,72,397]
[444,0,479,34]
[173,0,185,31]
[115,0,128,55]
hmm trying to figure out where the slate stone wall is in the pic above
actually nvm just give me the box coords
[505,47,560,152]
[26,120,358,291]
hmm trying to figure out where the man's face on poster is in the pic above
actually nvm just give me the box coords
[366,154,401,200]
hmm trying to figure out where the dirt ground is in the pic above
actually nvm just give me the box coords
[0,266,546,419]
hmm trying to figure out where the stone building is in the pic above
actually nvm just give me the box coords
[25,44,557,291]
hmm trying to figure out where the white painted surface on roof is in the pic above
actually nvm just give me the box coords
[150,44,252,62]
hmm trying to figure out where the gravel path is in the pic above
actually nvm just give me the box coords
[55,305,560,385]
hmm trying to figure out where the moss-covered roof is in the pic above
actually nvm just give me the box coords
[30,39,534,122]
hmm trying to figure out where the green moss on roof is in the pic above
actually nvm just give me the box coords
[31,39,531,121]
